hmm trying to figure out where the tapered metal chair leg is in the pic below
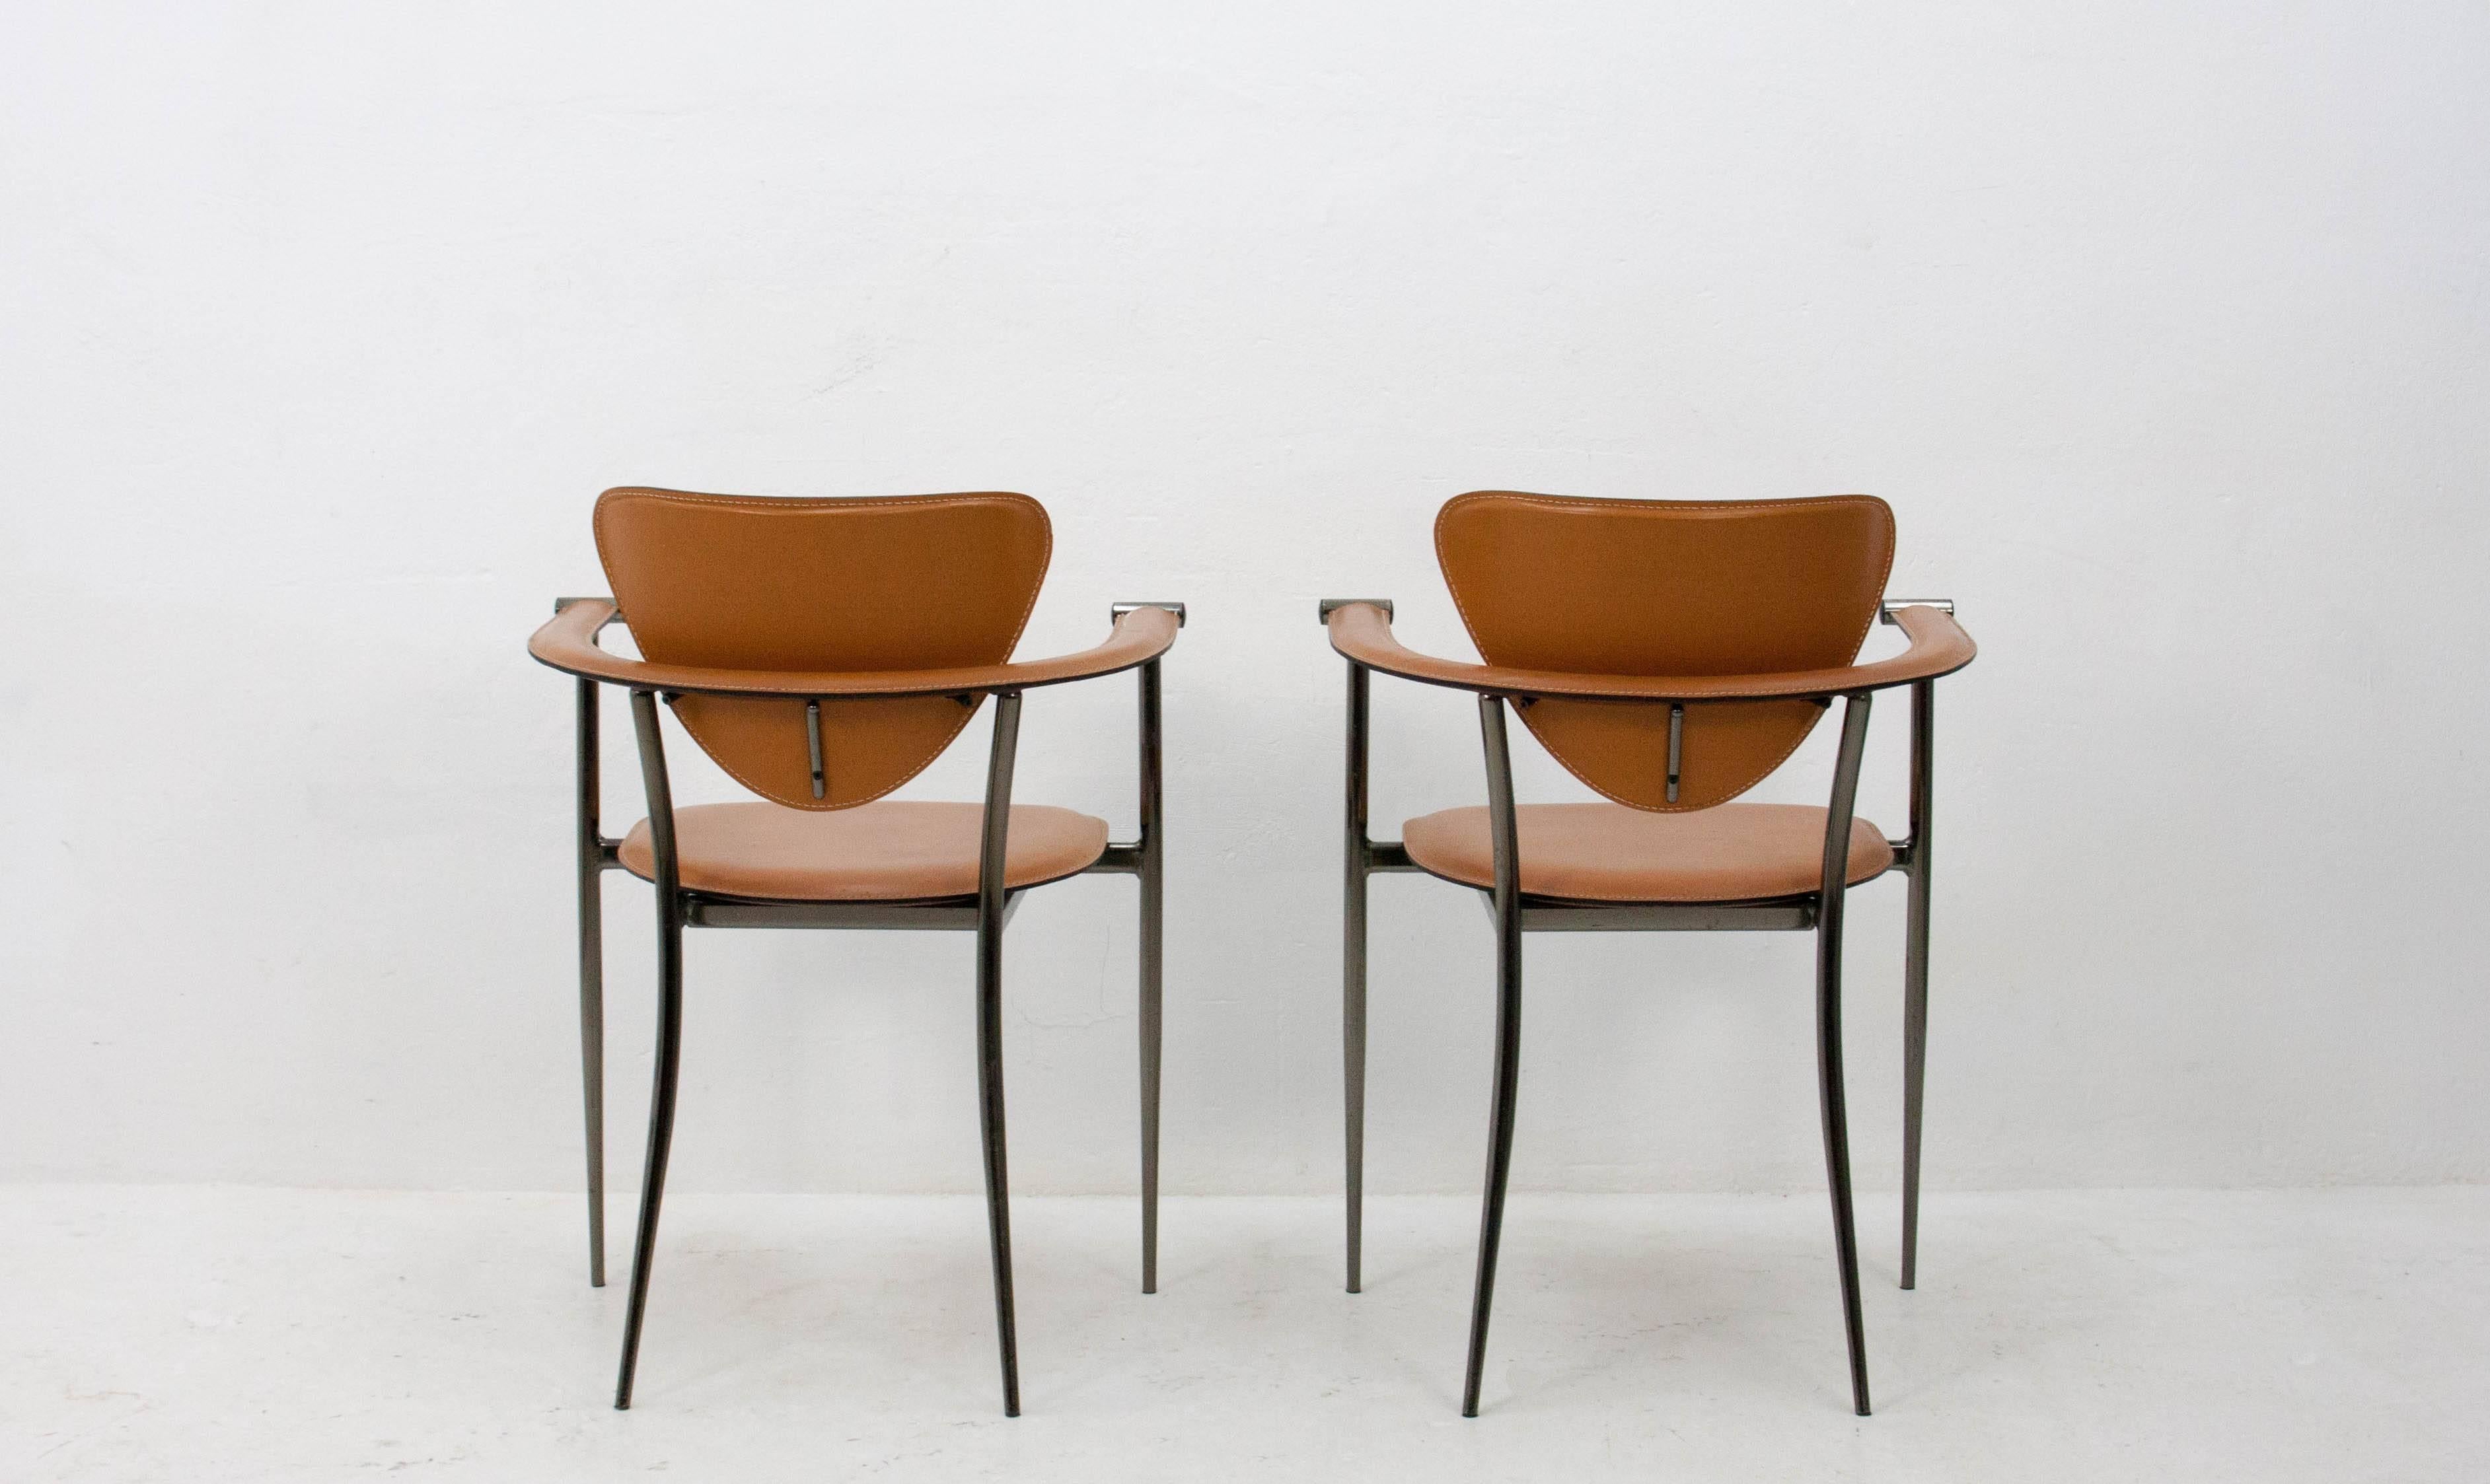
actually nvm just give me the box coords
[976,921,1021,1415]
[1138,877,1162,1296]
[577,905,606,1289]
[1900,679,1934,1292]
[613,909,684,1410]
[1342,869,1368,1295]
[975,693,1024,1416]
[1899,872,1930,1292]
[1815,693,1874,1417]
[1463,694,1524,1418]
[575,676,606,1288]
[1816,924,1871,1416]
[1342,662,1372,1295]
[1138,658,1164,1296]
[1462,911,1522,1417]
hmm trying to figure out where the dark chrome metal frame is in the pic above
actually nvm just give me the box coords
[1329,596,1953,1418]
[558,597,1182,1415]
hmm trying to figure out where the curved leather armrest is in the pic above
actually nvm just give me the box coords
[1324,600,1973,701]
[529,600,1181,697]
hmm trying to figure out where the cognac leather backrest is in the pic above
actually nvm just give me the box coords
[1436,491,1895,811]
[594,488,1051,810]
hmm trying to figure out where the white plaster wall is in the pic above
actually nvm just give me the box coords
[3,2,2484,1195]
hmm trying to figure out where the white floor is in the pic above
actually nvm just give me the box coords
[7,1186,2482,1482]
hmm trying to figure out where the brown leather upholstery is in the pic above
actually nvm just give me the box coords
[1434,493,1897,812]
[531,598,1179,700]
[618,801,1109,901]
[593,489,1050,811]
[1402,802,1893,903]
